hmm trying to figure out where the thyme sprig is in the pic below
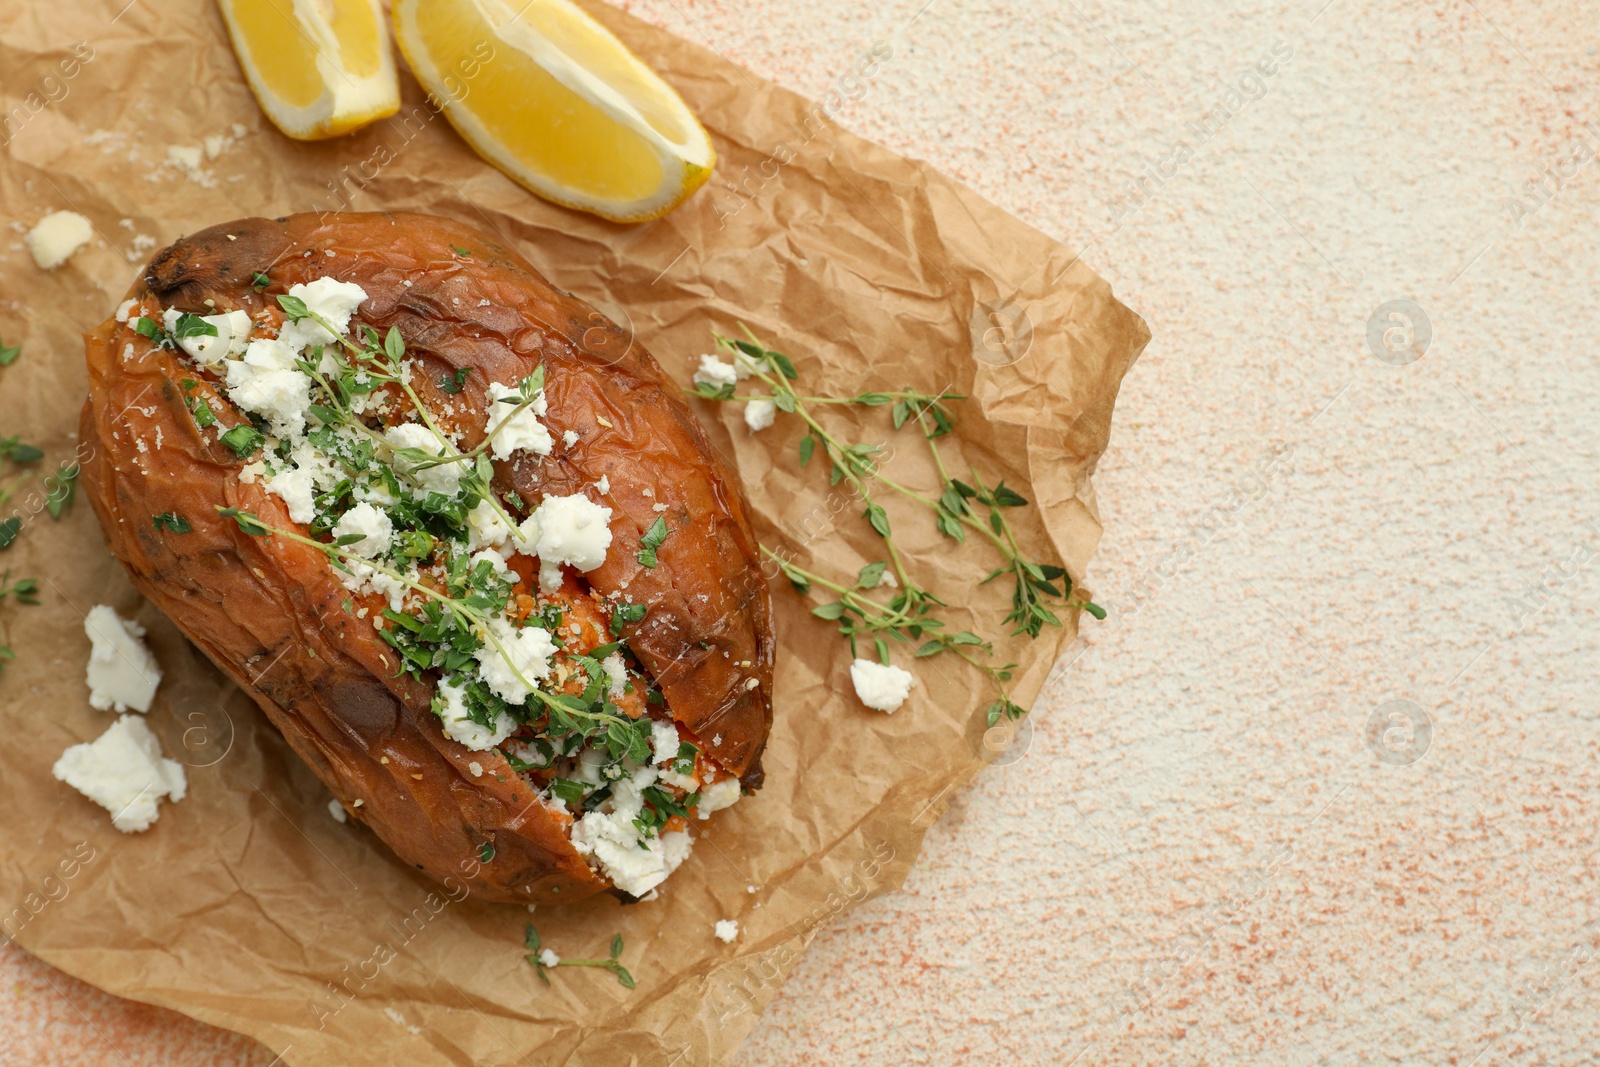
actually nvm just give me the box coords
[525,926,636,989]
[0,567,38,673]
[765,551,1024,725]
[696,329,1103,634]
[691,328,1102,725]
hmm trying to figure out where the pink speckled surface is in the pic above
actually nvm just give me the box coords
[7,1,1600,1064]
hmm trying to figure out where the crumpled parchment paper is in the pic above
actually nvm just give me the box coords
[0,1,1148,1063]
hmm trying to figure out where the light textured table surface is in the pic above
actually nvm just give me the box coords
[6,1,1600,1064]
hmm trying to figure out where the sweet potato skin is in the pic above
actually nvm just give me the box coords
[80,212,773,904]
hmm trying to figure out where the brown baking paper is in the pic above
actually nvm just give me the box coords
[0,2,1147,1063]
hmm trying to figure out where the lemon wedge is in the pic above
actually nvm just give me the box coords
[393,0,716,223]
[216,0,400,140]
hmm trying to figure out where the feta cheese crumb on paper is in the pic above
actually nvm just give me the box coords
[562,429,579,449]
[84,604,162,713]
[484,380,553,459]
[692,354,739,389]
[714,919,739,944]
[332,503,393,558]
[744,397,777,432]
[538,949,560,968]
[328,798,347,824]
[52,714,186,833]
[468,761,484,778]
[850,658,915,713]
[25,211,94,270]
[434,676,518,750]
[521,494,613,592]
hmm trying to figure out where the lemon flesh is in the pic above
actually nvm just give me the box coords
[217,0,400,140]
[394,0,716,222]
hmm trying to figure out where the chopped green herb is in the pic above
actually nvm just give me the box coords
[478,841,496,863]
[450,245,472,257]
[251,271,270,291]
[0,336,20,366]
[609,601,647,636]
[173,313,218,340]
[0,437,44,464]
[635,516,670,568]
[0,570,38,604]
[439,367,471,394]
[219,424,264,457]
[152,512,192,534]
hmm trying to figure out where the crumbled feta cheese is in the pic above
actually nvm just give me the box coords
[384,422,463,497]
[115,299,138,323]
[562,430,579,448]
[596,475,609,495]
[538,948,560,968]
[84,605,161,713]
[652,718,698,790]
[238,460,266,484]
[744,397,777,432]
[695,777,741,820]
[601,652,627,698]
[328,798,347,823]
[850,658,915,713]
[522,494,613,592]
[484,380,552,459]
[276,277,368,351]
[332,503,392,558]
[164,307,250,365]
[466,499,511,551]
[25,211,94,270]
[265,463,316,524]
[650,719,680,766]
[336,559,408,611]
[52,714,186,833]
[433,676,516,750]
[569,764,695,897]
[226,337,313,439]
[572,745,608,787]
[692,354,739,389]
[468,761,484,778]
[470,548,511,580]
[714,920,739,943]
[473,617,557,704]
[878,571,898,589]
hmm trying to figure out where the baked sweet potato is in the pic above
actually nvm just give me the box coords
[80,211,773,904]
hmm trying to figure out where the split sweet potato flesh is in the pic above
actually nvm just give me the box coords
[79,212,773,904]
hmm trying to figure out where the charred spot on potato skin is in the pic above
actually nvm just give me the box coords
[145,218,285,300]
[319,676,403,738]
